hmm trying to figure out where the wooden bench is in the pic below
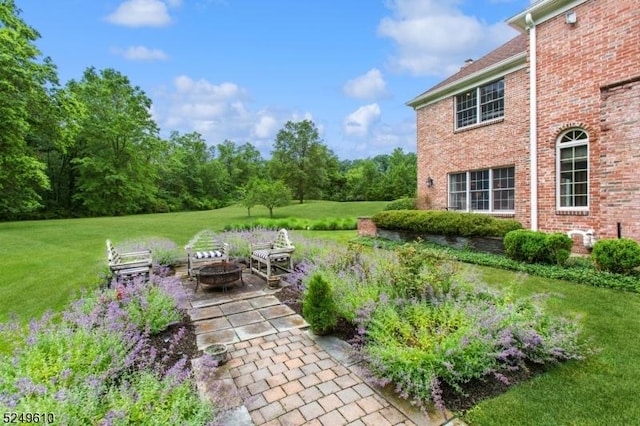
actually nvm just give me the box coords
[185,230,230,277]
[106,239,152,282]
[250,229,295,280]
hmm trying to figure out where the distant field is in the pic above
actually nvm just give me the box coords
[0,201,387,322]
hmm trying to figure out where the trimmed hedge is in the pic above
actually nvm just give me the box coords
[383,198,417,211]
[592,238,640,274]
[372,210,522,237]
[504,229,573,265]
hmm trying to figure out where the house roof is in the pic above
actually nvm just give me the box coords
[508,0,590,32]
[406,34,528,109]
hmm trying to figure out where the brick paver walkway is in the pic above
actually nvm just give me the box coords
[185,267,461,426]
[227,328,420,425]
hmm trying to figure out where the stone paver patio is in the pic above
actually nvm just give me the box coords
[182,267,465,426]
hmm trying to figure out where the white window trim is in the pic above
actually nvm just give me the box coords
[556,129,589,212]
[448,167,515,213]
[454,78,505,130]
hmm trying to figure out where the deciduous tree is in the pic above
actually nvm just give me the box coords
[0,0,58,217]
[269,120,337,204]
[68,67,161,216]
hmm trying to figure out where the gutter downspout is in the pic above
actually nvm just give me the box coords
[526,13,538,231]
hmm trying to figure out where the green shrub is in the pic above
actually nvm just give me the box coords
[383,198,417,211]
[356,236,640,293]
[390,243,459,300]
[302,273,338,334]
[224,217,357,232]
[546,232,574,265]
[372,210,521,237]
[592,238,640,274]
[504,230,573,265]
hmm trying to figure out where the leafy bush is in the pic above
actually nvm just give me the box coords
[390,243,460,300]
[356,236,640,293]
[383,198,417,211]
[224,217,357,232]
[118,282,182,334]
[302,273,338,334]
[372,210,521,237]
[504,230,573,265]
[592,238,640,274]
[360,293,584,411]
[546,232,574,265]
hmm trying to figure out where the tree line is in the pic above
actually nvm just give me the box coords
[0,1,416,220]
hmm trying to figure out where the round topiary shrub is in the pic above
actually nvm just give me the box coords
[504,230,573,265]
[591,238,640,274]
[302,272,338,335]
[545,232,574,265]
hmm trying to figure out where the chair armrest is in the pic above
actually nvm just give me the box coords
[119,250,152,257]
[251,242,272,251]
[268,247,294,255]
[111,260,151,270]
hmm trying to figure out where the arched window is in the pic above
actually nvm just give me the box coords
[557,129,589,210]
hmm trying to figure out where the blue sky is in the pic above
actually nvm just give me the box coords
[18,0,532,160]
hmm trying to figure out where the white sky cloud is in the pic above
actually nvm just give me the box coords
[343,103,381,137]
[152,75,318,153]
[112,45,169,61]
[254,113,278,139]
[343,69,389,100]
[105,0,173,27]
[378,0,518,76]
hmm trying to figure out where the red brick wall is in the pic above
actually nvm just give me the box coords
[535,0,640,243]
[357,217,377,237]
[415,68,530,227]
[598,79,640,240]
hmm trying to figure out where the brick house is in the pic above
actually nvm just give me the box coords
[407,0,640,251]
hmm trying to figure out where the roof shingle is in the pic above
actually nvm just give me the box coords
[411,34,528,102]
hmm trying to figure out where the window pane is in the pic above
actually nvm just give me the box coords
[470,170,489,210]
[456,90,477,128]
[492,167,515,210]
[558,142,588,208]
[480,79,504,122]
[449,173,467,210]
[575,145,588,158]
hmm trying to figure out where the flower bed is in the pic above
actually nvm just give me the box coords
[285,239,588,412]
[0,271,215,424]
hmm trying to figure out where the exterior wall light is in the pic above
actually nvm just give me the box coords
[565,11,577,24]
[426,176,434,188]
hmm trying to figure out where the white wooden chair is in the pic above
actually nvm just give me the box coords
[106,239,152,282]
[250,229,295,280]
[185,230,230,277]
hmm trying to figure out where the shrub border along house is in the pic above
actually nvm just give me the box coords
[368,210,522,254]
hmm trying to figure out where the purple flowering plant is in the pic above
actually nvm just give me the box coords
[0,270,214,424]
[287,238,588,412]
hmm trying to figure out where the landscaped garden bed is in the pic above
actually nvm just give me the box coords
[277,238,590,414]
[0,269,215,425]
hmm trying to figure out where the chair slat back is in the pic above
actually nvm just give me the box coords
[273,229,294,250]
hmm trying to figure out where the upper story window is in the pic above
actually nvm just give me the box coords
[455,79,504,129]
[557,129,589,210]
[448,166,515,213]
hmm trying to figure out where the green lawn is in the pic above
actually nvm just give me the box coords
[0,201,386,323]
[2,202,639,425]
[462,265,640,425]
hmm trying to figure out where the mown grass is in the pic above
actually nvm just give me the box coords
[0,201,385,324]
[3,202,640,425]
[461,265,640,425]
